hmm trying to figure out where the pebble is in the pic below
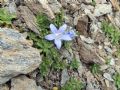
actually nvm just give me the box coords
[94,4,112,17]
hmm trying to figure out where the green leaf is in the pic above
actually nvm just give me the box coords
[0,8,16,25]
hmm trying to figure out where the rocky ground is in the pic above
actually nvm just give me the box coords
[0,0,120,90]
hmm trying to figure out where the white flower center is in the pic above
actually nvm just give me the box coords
[55,32,62,39]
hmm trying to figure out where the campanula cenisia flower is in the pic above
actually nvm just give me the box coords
[45,24,76,49]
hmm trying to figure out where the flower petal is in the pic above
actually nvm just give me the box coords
[54,39,62,49]
[68,30,77,38]
[61,34,72,41]
[45,34,55,40]
[50,24,58,33]
[59,24,67,33]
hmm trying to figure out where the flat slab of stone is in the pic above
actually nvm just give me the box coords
[0,28,41,84]
[11,75,38,90]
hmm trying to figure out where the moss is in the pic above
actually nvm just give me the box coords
[113,73,120,89]
[90,64,101,75]
[101,21,120,45]
[61,77,84,90]
[0,8,16,26]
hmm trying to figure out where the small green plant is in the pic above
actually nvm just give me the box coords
[52,10,64,27]
[62,77,84,90]
[69,59,79,70]
[113,72,120,89]
[101,21,120,45]
[0,8,16,25]
[28,12,68,77]
[90,64,100,75]
[92,0,96,6]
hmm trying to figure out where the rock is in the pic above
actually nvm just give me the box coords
[38,0,55,19]
[84,8,97,22]
[19,6,40,34]
[80,35,94,44]
[61,69,69,86]
[114,12,120,29]
[100,65,109,71]
[104,46,112,53]
[95,0,107,4]
[84,0,92,4]
[0,28,41,84]
[77,38,104,64]
[48,0,62,13]
[76,15,89,37]
[37,86,45,90]
[64,14,74,25]
[28,70,38,80]
[109,58,115,65]
[103,73,114,81]
[8,1,17,14]
[94,4,112,17]
[86,71,101,90]
[61,0,80,11]
[11,75,38,90]
[72,49,83,76]
[0,84,9,90]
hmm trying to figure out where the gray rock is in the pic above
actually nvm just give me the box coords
[114,12,120,29]
[48,0,62,13]
[37,86,45,90]
[8,2,17,14]
[0,84,9,90]
[84,0,92,3]
[0,28,41,84]
[61,69,69,86]
[94,4,112,17]
[38,0,55,19]
[103,73,114,81]
[95,0,107,4]
[61,0,80,11]
[11,75,38,90]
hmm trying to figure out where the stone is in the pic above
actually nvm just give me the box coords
[95,0,107,4]
[61,0,80,11]
[38,0,55,19]
[37,86,45,90]
[114,12,120,29]
[0,84,9,90]
[77,38,105,64]
[103,73,114,81]
[80,35,94,44]
[0,28,41,84]
[11,75,38,90]
[48,0,62,13]
[84,0,92,3]
[8,2,17,14]
[61,69,69,86]
[19,6,40,34]
[94,4,112,17]
[76,15,89,37]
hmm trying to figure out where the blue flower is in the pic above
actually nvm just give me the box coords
[45,24,73,49]
[67,30,77,38]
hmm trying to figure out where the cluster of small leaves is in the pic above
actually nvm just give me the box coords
[92,0,96,6]
[113,72,120,89]
[28,12,80,79]
[101,21,120,45]
[90,64,101,75]
[69,58,79,70]
[28,13,68,77]
[52,10,64,27]
[0,8,16,25]
[61,77,84,90]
